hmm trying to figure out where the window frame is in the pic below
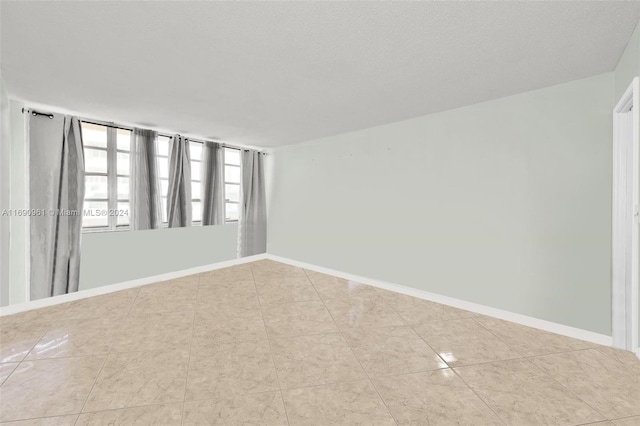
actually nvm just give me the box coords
[81,123,132,233]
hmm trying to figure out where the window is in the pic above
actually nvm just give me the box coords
[80,122,240,230]
[81,122,131,230]
[224,148,241,222]
[156,138,204,225]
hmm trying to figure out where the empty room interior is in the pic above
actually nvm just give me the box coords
[1,1,640,425]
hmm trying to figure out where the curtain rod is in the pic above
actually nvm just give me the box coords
[21,108,267,154]
[22,108,53,119]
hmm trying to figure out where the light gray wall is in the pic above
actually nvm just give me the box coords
[0,75,10,306]
[7,99,27,306]
[615,21,640,100]
[79,224,238,291]
[613,20,640,344]
[267,72,615,336]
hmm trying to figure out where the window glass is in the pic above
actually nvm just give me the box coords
[191,181,201,199]
[192,201,201,222]
[82,123,107,148]
[157,136,170,156]
[225,148,240,165]
[84,148,108,174]
[190,141,202,161]
[116,152,130,176]
[158,159,169,179]
[117,177,129,200]
[225,184,239,202]
[85,175,108,199]
[82,201,109,228]
[225,203,238,221]
[191,161,201,179]
[225,165,240,183]
[117,202,130,226]
[117,129,131,151]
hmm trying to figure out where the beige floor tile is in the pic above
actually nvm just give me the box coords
[305,270,379,300]
[130,278,199,316]
[255,277,319,306]
[0,303,70,326]
[0,322,51,363]
[192,307,267,344]
[474,315,596,357]
[373,369,503,425]
[530,348,640,419]
[377,290,475,324]
[200,264,254,283]
[0,415,79,425]
[197,280,260,310]
[282,380,395,426]
[271,332,366,389]
[262,300,339,338]
[185,340,279,400]
[183,392,288,425]
[76,403,183,425]
[594,345,640,367]
[83,349,189,412]
[0,361,18,385]
[61,289,139,320]
[455,358,605,425]
[612,416,640,426]
[25,317,123,360]
[414,318,522,366]
[0,356,105,422]
[324,297,404,329]
[342,326,447,377]
[112,311,194,352]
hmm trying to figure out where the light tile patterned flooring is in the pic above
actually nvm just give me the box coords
[0,259,639,425]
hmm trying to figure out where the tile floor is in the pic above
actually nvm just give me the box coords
[0,259,639,425]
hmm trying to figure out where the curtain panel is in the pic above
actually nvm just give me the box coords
[130,128,163,230]
[167,134,192,227]
[28,114,85,300]
[238,149,267,257]
[201,141,224,226]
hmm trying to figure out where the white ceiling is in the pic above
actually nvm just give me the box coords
[2,1,640,148]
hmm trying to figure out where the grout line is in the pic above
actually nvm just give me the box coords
[302,268,399,426]
[448,366,508,425]
[250,263,292,426]
[75,354,109,423]
[400,315,509,424]
[521,357,610,421]
[180,273,200,426]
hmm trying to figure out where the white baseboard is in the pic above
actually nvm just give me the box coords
[265,254,615,348]
[0,253,268,316]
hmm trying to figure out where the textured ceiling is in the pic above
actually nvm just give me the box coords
[2,1,639,148]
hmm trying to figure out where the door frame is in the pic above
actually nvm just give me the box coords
[612,77,639,353]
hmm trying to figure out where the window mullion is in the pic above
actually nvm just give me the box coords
[107,126,117,231]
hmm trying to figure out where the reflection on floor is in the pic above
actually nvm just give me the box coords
[0,260,639,425]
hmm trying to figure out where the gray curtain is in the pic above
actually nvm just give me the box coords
[167,134,192,227]
[238,150,266,257]
[201,141,224,226]
[130,128,162,230]
[29,114,85,300]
